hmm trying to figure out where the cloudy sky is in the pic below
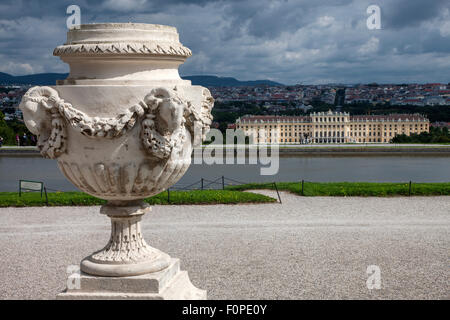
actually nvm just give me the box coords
[0,0,449,84]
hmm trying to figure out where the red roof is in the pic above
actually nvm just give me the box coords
[239,114,428,123]
[239,115,310,122]
[350,114,428,121]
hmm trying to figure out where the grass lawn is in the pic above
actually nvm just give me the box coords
[0,190,276,207]
[1,182,448,207]
[227,181,450,197]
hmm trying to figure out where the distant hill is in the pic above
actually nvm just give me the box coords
[182,75,283,87]
[0,72,283,87]
[0,72,69,85]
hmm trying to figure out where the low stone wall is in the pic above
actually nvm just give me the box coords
[278,146,450,155]
[0,147,40,156]
[1,145,450,157]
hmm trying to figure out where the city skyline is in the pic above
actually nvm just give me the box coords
[0,0,449,84]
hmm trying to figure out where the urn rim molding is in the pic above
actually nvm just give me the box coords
[54,23,192,58]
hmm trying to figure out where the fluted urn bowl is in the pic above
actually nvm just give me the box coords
[19,23,214,281]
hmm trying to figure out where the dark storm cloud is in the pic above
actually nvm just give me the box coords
[222,0,354,39]
[381,0,450,29]
[0,0,449,84]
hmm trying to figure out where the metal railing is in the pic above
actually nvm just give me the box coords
[168,176,282,204]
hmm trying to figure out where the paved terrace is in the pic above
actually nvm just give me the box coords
[0,192,449,299]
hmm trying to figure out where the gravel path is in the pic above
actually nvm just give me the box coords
[0,192,449,300]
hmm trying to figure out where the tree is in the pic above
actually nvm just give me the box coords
[0,111,36,146]
[392,126,450,143]
[0,111,15,145]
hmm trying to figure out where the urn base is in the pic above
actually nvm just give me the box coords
[80,249,172,277]
[79,201,172,277]
[58,258,206,300]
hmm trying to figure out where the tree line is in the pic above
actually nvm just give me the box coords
[392,126,449,143]
[0,111,35,146]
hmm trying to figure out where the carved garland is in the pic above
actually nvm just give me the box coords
[19,86,213,159]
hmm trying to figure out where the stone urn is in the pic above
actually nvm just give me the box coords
[19,23,213,299]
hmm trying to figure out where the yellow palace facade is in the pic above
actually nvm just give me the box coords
[235,110,429,144]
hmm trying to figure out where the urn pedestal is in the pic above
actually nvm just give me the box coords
[58,259,206,300]
[19,23,213,300]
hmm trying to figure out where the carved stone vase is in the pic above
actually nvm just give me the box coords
[19,23,213,299]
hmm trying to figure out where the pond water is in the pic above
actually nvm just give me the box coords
[1,155,449,192]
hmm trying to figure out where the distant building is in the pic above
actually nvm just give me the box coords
[235,110,430,144]
[297,104,313,112]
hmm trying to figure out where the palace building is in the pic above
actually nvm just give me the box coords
[235,110,429,144]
